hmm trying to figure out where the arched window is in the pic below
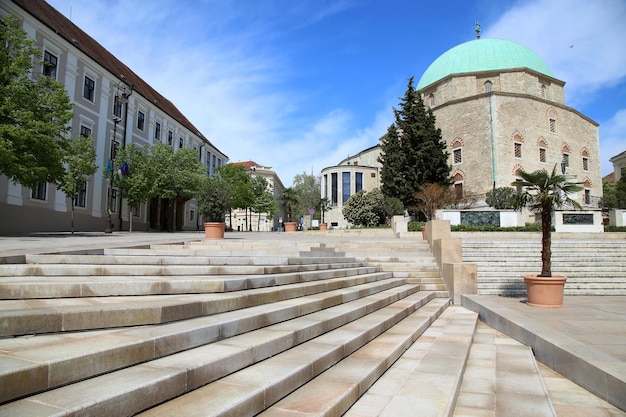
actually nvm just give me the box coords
[541,84,546,98]
[429,94,435,107]
[484,81,493,93]
[548,108,558,134]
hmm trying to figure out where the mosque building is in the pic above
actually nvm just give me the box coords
[321,34,602,228]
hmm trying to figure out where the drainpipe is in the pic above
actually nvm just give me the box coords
[489,94,497,189]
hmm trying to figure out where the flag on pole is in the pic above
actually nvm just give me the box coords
[105,159,113,175]
[115,162,129,181]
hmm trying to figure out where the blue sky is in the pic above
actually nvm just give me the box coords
[47,0,626,186]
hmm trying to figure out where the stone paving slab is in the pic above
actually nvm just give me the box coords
[463,294,626,412]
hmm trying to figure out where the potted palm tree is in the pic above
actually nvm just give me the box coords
[318,197,331,231]
[281,187,300,232]
[197,175,232,239]
[511,164,583,307]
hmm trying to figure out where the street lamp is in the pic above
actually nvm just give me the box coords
[105,115,122,233]
[105,81,130,233]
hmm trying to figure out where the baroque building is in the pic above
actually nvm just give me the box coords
[226,161,285,232]
[322,37,602,227]
[0,0,228,234]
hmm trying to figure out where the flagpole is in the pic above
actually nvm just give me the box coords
[105,116,121,233]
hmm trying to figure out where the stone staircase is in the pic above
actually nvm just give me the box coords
[0,235,608,416]
[461,236,626,296]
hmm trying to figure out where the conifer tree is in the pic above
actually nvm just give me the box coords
[378,77,450,210]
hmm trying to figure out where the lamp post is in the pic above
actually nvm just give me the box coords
[105,80,130,234]
[105,115,121,234]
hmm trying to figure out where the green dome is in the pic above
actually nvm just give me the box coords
[417,38,554,90]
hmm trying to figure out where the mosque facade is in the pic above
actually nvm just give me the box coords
[321,37,602,228]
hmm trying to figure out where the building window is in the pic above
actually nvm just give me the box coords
[514,142,522,158]
[584,189,591,205]
[331,173,338,205]
[541,84,546,98]
[355,172,363,193]
[114,95,123,118]
[212,155,217,173]
[484,81,493,93]
[137,111,145,130]
[80,125,92,138]
[539,147,546,163]
[83,76,95,101]
[323,174,328,199]
[562,153,570,168]
[132,205,140,217]
[549,118,557,133]
[31,182,47,200]
[179,137,184,149]
[218,158,222,167]
[429,94,435,107]
[155,122,161,141]
[168,130,173,146]
[190,209,195,221]
[74,183,87,208]
[43,51,57,78]
[342,172,351,204]
[454,182,463,198]
[453,148,462,164]
[582,157,589,171]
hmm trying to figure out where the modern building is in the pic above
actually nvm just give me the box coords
[321,145,382,229]
[322,36,603,227]
[227,161,285,232]
[0,0,228,234]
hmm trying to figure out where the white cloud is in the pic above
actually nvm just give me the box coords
[484,0,626,107]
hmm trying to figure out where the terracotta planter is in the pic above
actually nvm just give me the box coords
[523,275,567,308]
[203,222,225,239]
[284,222,297,232]
[319,223,328,231]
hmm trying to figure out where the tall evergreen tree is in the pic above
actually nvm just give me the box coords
[378,77,450,210]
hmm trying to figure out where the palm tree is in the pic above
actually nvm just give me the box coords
[511,164,583,277]
[281,187,300,222]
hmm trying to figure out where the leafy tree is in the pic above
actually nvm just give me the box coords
[616,169,626,209]
[343,190,379,227]
[197,174,232,222]
[0,15,74,187]
[511,165,583,277]
[219,164,254,228]
[57,135,98,234]
[145,144,205,231]
[342,188,400,227]
[113,144,150,232]
[486,187,516,209]
[292,172,320,219]
[414,183,453,220]
[383,196,405,221]
[378,77,450,210]
[250,176,278,230]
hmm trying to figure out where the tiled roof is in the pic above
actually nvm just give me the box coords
[12,0,223,155]
[231,161,266,171]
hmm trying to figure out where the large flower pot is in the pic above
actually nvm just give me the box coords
[204,222,225,239]
[523,275,567,308]
[284,222,297,232]
[319,223,328,231]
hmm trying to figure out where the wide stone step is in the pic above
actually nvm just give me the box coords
[24,254,356,266]
[453,321,556,417]
[0,283,423,404]
[0,265,379,299]
[1,292,440,416]
[342,306,477,417]
[138,296,450,417]
[0,260,365,277]
[0,272,397,336]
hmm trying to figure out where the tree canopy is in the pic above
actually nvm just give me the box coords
[57,134,98,233]
[292,172,320,219]
[378,77,450,210]
[0,15,74,187]
[342,188,404,227]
